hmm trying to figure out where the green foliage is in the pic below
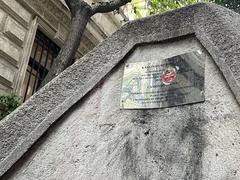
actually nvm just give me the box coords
[132,0,240,19]
[149,0,202,15]
[132,0,150,18]
[132,0,210,18]
[0,93,21,120]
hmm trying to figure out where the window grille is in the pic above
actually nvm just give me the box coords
[22,30,60,101]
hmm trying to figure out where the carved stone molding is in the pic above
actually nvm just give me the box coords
[0,0,32,28]
[16,0,70,30]
[16,0,112,49]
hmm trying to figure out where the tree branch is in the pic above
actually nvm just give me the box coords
[91,0,131,15]
[65,0,91,17]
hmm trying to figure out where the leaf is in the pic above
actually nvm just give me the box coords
[0,93,21,120]
[132,0,212,18]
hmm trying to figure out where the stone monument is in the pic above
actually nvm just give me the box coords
[0,3,240,180]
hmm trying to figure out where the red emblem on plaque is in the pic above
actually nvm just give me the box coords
[162,64,177,85]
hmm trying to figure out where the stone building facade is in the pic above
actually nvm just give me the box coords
[0,0,124,100]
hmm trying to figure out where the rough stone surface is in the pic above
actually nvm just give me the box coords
[0,2,240,178]
[3,37,240,180]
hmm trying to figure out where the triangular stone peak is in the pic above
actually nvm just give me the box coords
[1,3,240,179]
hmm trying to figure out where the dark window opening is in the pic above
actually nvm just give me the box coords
[22,30,60,101]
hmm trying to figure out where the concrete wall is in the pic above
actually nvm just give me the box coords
[3,37,240,180]
[0,0,124,95]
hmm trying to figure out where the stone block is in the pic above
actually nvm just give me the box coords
[42,10,59,30]
[92,13,119,36]
[1,0,32,27]
[86,22,106,43]
[0,9,6,30]
[4,17,27,47]
[0,58,15,86]
[0,83,11,94]
[56,23,68,43]
[0,36,20,66]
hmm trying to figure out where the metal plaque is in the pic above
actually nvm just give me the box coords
[120,51,205,109]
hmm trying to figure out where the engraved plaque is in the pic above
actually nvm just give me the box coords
[120,51,205,109]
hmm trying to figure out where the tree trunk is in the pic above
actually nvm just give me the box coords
[39,0,131,88]
[40,1,91,88]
